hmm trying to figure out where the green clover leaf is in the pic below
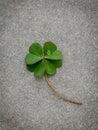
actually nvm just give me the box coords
[25,53,43,65]
[43,41,57,55]
[29,42,43,56]
[25,41,82,105]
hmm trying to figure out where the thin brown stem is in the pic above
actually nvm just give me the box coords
[45,73,82,105]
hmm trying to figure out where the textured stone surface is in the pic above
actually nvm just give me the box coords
[0,0,98,130]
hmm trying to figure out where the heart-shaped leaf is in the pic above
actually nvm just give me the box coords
[34,60,45,77]
[44,41,57,55]
[45,50,62,60]
[25,53,43,65]
[45,60,56,75]
[29,43,43,56]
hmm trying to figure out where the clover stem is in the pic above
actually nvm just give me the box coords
[45,73,82,105]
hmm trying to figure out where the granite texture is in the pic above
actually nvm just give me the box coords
[0,0,98,130]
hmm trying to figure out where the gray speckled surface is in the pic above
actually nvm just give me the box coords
[0,0,98,130]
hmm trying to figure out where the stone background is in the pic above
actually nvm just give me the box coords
[0,0,98,130]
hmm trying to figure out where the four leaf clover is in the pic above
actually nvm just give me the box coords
[25,41,62,77]
[25,41,82,105]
